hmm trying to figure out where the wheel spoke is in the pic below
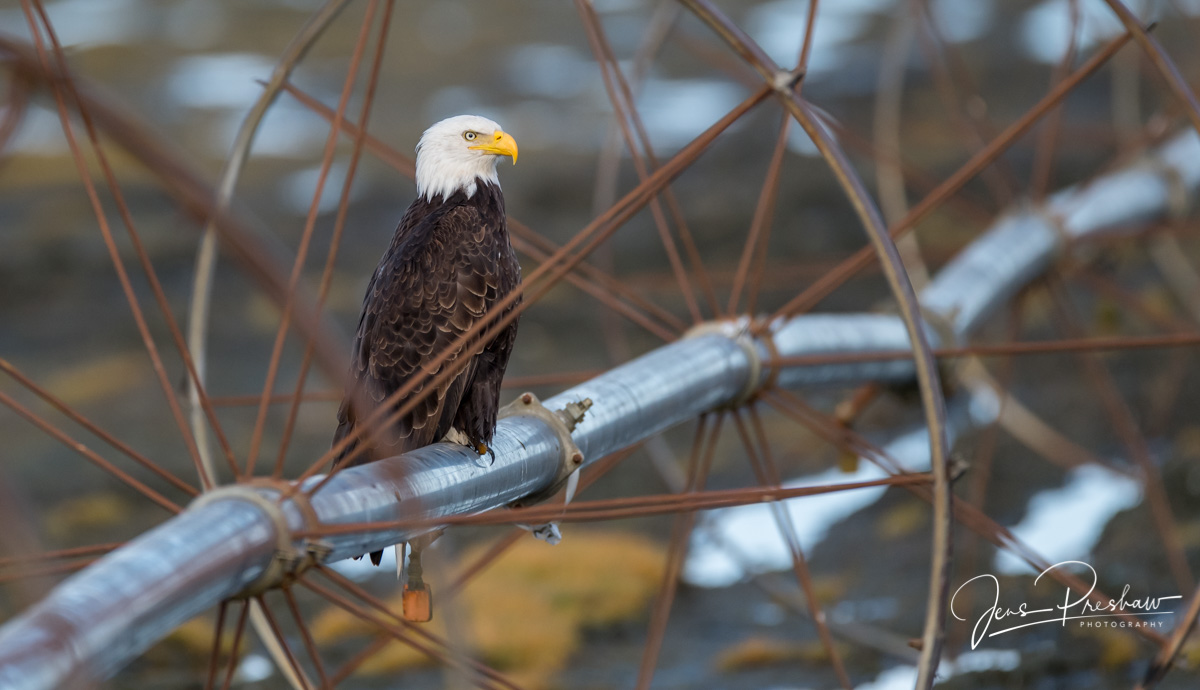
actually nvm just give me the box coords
[273,0,396,479]
[219,601,251,690]
[635,415,721,689]
[0,390,181,513]
[1046,279,1193,593]
[1101,0,1200,137]
[576,0,719,322]
[246,0,380,478]
[185,0,353,485]
[256,595,316,690]
[0,356,198,496]
[283,588,331,689]
[302,574,523,690]
[743,405,851,689]
[20,0,222,489]
[204,601,229,690]
[767,27,1138,324]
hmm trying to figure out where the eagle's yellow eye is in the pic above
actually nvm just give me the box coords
[464,131,477,141]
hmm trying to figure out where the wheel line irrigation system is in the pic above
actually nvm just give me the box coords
[0,131,1197,689]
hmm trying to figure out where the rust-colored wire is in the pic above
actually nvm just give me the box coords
[272,0,395,479]
[738,406,852,689]
[0,66,31,159]
[912,0,1018,207]
[635,415,722,689]
[203,601,228,690]
[729,111,790,316]
[1139,579,1200,688]
[1101,0,1200,138]
[1046,279,1193,594]
[0,557,97,585]
[765,331,1200,368]
[765,27,1138,325]
[0,390,180,513]
[0,36,351,389]
[27,0,243,484]
[219,601,251,690]
[299,472,932,536]
[1030,0,1083,201]
[282,588,331,689]
[576,0,720,322]
[946,299,1023,654]
[254,596,315,690]
[245,0,380,478]
[0,356,197,496]
[19,0,218,489]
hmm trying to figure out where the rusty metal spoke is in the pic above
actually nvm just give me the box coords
[635,414,721,689]
[204,601,229,690]
[255,596,316,690]
[246,0,380,478]
[738,406,852,689]
[282,588,331,689]
[0,390,181,513]
[19,0,218,489]
[273,0,395,479]
[219,601,250,690]
[0,356,198,496]
[767,26,1138,324]
[301,574,521,690]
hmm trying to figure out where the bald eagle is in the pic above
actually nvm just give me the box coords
[333,115,522,564]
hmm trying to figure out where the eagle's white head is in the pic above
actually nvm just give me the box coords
[415,114,518,202]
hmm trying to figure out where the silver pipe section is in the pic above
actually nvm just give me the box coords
[920,211,1060,338]
[1,131,1198,689]
[769,313,919,387]
[305,333,752,561]
[0,502,276,687]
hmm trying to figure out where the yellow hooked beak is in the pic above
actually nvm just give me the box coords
[470,130,518,164]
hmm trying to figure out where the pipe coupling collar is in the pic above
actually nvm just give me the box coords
[188,480,328,598]
[500,392,591,507]
[684,317,773,406]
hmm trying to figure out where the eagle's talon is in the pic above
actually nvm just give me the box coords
[472,440,496,465]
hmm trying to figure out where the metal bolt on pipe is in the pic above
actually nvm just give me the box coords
[1,131,1198,689]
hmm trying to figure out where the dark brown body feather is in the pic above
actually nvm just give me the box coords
[333,181,521,519]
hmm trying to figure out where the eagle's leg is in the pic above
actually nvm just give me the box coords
[438,427,488,462]
[464,428,495,462]
[442,426,494,461]
[441,427,471,446]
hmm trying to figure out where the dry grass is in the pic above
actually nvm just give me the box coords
[312,529,665,687]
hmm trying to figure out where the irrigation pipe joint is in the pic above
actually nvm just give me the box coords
[500,392,591,508]
[187,481,328,597]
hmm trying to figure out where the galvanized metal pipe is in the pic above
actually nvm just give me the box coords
[0,501,276,687]
[1,131,1197,689]
[305,332,752,562]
